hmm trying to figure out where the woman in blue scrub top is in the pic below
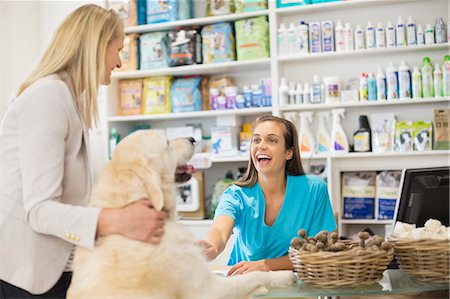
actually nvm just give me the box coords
[197,115,336,275]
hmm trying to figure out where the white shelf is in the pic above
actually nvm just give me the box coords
[124,10,269,34]
[340,219,393,225]
[275,0,423,16]
[277,43,450,63]
[280,97,450,112]
[329,150,450,159]
[107,107,272,122]
[111,58,271,79]
[211,156,249,163]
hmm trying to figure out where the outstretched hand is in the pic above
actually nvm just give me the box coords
[227,260,269,276]
[195,240,219,261]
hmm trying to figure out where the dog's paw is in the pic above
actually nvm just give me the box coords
[267,270,296,288]
[253,286,269,295]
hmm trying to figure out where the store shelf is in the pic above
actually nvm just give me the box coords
[274,0,423,16]
[280,97,450,112]
[107,106,273,122]
[277,43,450,63]
[124,10,269,34]
[327,150,450,159]
[340,219,394,225]
[111,58,271,79]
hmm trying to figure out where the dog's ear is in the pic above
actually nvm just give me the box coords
[135,166,165,211]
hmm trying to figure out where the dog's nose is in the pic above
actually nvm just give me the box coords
[188,137,196,145]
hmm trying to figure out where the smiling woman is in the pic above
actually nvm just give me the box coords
[197,115,336,275]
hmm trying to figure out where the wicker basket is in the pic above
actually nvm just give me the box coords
[288,246,394,288]
[389,238,450,283]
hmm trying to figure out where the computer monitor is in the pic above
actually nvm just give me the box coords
[392,166,449,228]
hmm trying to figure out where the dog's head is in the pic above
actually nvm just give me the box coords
[111,129,195,211]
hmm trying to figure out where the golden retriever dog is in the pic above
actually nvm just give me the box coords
[67,129,295,298]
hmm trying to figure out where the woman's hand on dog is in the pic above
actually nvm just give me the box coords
[97,199,168,244]
[227,260,270,276]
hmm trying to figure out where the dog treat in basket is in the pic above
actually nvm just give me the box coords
[391,218,450,240]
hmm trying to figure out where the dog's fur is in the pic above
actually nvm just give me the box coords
[67,129,294,299]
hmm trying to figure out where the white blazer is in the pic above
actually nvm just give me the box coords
[0,74,101,294]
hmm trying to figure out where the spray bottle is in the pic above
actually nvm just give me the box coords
[283,112,299,132]
[298,111,315,154]
[316,111,331,153]
[331,109,349,152]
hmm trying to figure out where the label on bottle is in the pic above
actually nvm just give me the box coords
[354,131,370,152]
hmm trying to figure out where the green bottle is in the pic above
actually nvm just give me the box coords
[109,128,121,159]
[421,57,434,98]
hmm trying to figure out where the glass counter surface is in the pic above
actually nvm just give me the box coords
[258,270,449,298]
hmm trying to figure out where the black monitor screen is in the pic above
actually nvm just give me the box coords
[394,167,449,227]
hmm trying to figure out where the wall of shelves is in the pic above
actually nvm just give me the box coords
[104,0,450,238]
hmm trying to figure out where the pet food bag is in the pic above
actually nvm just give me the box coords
[342,172,376,219]
[167,28,202,67]
[207,0,233,16]
[371,113,396,153]
[413,121,433,151]
[235,0,267,13]
[202,23,236,64]
[118,33,139,72]
[146,0,178,24]
[434,109,450,150]
[142,76,173,114]
[394,121,413,152]
[170,77,203,113]
[376,170,401,220]
[118,79,143,115]
[235,16,270,61]
[140,32,169,70]
[109,0,137,27]
[178,0,193,20]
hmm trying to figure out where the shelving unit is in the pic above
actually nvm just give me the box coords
[104,0,450,238]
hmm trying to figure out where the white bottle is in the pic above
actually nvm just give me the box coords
[289,81,296,104]
[295,82,303,104]
[398,60,411,99]
[386,61,399,100]
[425,24,435,44]
[303,82,310,103]
[434,63,443,97]
[287,22,298,56]
[386,21,396,48]
[412,66,422,98]
[354,24,365,50]
[396,16,406,47]
[359,73,368,101]
[298,21,309,54]
[278,77,289,106]
[316,111,331,153]
[366,21,376,49]
[310,75,323,104]
[335,19,345,52]
[417,24,425,45]
[331,108,349,152]
[376,66,387,100]
[406,16,417,46]
[278,23,288,57]
[343,22,354,51]
[435,17,448,44]
[376,22,385,48]
[298,111,315,154]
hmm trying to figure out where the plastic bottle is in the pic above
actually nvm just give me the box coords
[353,115,372,152]
[443,55,450,97]
[421,57,434,97]
[375,22,385,48]
[386,61,399,100]
[310,75,323,104]
[386,21,396,48]
[435,17,448,44]
[224,86,238,109]
[251,84,262,107]
[316,111,331,153]
[109,128,121,159]
[425,24,435,44]
[406,16,417,46]
[366,21,376,49]
[278,78,289,106]
[303,82,310,103]
[295,82,303,104]
[278,23,288,56]
[417,24,425,45]
[354,24,365,50]
[298,21,309,54]
[367,72,377,101]
[331,108,349,152]
[287,22,298,56]
[343,22,354,51]
[359,73,368,101]
[335,19,345,52]
[376,66,387,100]
[398,60,412,99]
[243,85,252,108]
[289,81,296,104]
[210,88,220,110]
[396,16,406,47]
[323,76,340,104]
[298,111,315,154]
[412,66,422,99]
[434,63,443,97]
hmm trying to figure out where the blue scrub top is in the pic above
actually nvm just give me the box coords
[214,174,336,266]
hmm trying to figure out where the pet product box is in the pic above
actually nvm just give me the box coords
[434,109,450,150]
[376,170,401,220]
[142,76,173,114]
[342,172,376,219]
[412,121,433,151]
[118,79,143,115]
[211,126,238,157]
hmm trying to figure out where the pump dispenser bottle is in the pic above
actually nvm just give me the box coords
[331,109,349,152]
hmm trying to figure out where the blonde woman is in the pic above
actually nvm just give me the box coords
[198,116,336,275]
[0,4,186,298]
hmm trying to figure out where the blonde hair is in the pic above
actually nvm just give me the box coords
[17,4,121,128]
[236,115,305,188]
